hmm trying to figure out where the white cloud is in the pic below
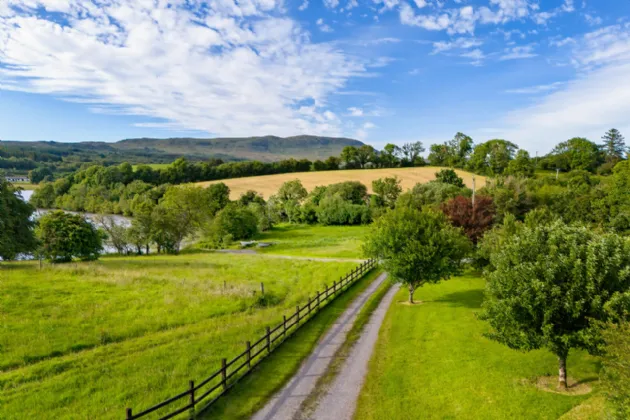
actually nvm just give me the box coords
[500,45,537,60]
[316,18,334,32]
[414,0,427,8]
[549,37,576,47]
[0,1,366,137]
[347,107,364,116]
[324,0,340,9]
[504,81,567,94]
[491,24,630,153]
[299,0,309,11]
[461,48,485,65]
[432,37,482,53]
[584,13,603,27]
[354,121,376,140]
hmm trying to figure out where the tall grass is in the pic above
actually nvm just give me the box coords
[0,252,357,419]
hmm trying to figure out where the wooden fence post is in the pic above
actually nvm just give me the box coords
[266,327,271,352]
[189,380,195,410]
[316,291,320,308]
[221,358,227,390]
[247,341,251,369]
[308,296,311,314]
[126,408,133,420]
[333,281,336,293]
[296,305,300,323]
[283,315,287,336]
[261,282,265,295]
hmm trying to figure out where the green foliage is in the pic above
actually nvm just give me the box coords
[480,222,630,387]
[28,166,54,184]
[363,207,470,302]
[480,177,532,222]
[506,150,535,177]
[400,141,425,166]
[0,180,37,260]
[467,139,518,175]
[434,169,465,188]
[324,181,368,204]
[316,194,371,226]
[204,203,259,248]
[397,181,471,209]
[428,132,473,168]
[601,128,626,164]
[36,211,103,263]
[547,137,602,172]
[600,322,630,418]
[371,176,402,208]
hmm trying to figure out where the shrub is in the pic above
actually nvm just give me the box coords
[435,169,465,188]
[204,204,259,248]
[37,211,103,262]
[441,195,495,244]
[316,194,371,225]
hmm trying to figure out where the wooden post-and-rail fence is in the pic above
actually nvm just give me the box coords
[125,258,377,420]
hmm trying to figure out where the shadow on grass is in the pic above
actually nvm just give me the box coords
[433,289,484,309]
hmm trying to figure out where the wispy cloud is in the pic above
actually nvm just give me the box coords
[504,81,567,94]
[500,45,538,60]
[0,0,366,137]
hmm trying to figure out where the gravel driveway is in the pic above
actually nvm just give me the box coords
[251,272,396,420]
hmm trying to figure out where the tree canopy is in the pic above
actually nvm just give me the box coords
[363,207,469,303]
[480,221,630,389]
[0,180,37,260]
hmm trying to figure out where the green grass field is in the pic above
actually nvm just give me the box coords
[355,274,602,419]
[254,224,369,259]
[0,252,360,419]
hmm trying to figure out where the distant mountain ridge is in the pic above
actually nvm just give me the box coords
[115,135,365,161]
[1,135,365,163]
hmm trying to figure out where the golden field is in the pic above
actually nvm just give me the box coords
[197,167,486,199]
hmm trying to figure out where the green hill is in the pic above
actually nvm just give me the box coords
[0,135,365,168]
[114,135,364,162]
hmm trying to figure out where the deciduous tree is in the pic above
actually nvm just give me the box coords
[0,179,37,260]
[37,211,103,262]
[441,195,495,244]
[363,207,470,303]
[480,222,630,389]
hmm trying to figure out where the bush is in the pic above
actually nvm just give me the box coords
[397,181,471,209]
[204,204,259,248]
[441,195,495,244]
[316,194,371,225]
[435,169,465,188]
[37,211,103,262]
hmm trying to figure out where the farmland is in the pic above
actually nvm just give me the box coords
[0,250,363,419]
[198,166,485,199]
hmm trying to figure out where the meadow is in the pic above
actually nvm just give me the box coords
[355,274,603,419]
[254,224,369,259]
[198,167,486,199]
[0,250,362,419]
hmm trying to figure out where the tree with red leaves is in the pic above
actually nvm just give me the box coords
[441,195,496,244]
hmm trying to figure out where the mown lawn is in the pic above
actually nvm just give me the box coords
[0,252,359,419]
[355,274,602,420]
[254,224,369,259]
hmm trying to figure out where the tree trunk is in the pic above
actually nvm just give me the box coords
[145,244,150,255]
[408,284,415,304]
[558,355,568,389]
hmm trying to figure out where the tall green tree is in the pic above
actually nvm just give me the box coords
[548,137,602,172]
[480,222,630,389]
[363,207,469,303]
[506,149,535,177]
[381,143,402,167]
[434,169,465,188]
[0,180,37,260]
[36,211,103,263]
[467,140,518,175]
[401,141,425,166]
[601,128,626,163]
[372,176,402,208]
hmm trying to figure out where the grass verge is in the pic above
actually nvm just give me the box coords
[198,269,383,419]
[354,274,602,420]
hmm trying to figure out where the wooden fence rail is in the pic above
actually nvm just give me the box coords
[125,258,377,420]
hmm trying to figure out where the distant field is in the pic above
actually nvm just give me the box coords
[131,163,171,170]
[198,167,485,199]
[0,252,357,419]
[355,275,602,419]
[255,224,368,259]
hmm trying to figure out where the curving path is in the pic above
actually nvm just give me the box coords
[251,272,398,420]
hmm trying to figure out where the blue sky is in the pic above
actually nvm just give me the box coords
[1,0,629,154]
